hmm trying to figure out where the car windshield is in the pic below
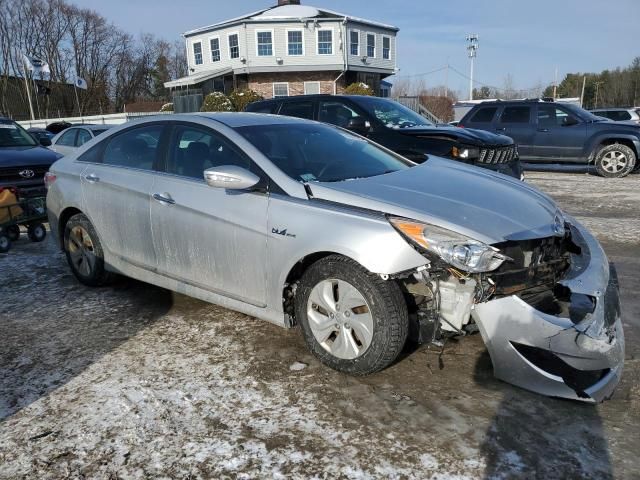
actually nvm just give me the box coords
[562,104,603,122]
[0,119,37,147]
[236,123,412,183]
[355,97,432,128]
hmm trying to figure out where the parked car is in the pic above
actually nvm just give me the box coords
[590,107,640,125]
[246,95,523,180]
[459,99,640,177]
[27,127,54,146]
[50,124,111,156]
[46,113,624,402]
[0,117,62,197]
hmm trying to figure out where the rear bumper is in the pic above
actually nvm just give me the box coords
[472,219,624,402]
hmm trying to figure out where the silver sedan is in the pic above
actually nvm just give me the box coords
[45,113,624,402]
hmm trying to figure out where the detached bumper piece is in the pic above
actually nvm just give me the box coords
[473,221,624,402]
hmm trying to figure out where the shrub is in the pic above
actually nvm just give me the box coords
[344,82,374,96]
[229,89,264,112]
[200,92,234,112]
[159,102,173,112]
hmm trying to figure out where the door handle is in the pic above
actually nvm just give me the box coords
[84,173,100,183]
[152,193,175,205]
[537,128,549,132]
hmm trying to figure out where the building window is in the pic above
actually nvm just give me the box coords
[287,30,304,56]
[367,34,376,58]
[382,36,390,60]
[256,30,273,57]
[317,29,333,55]
[273,83,289,98]
[304,81,320,95]
[210,37,220,62]
[350,30,359,56]
[228,33,239,59]
[193,41,203,65]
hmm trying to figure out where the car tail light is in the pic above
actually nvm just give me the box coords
[44,172,57,189]
[457,124,464,128]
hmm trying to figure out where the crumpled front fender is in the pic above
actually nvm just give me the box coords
[472,220,625,402]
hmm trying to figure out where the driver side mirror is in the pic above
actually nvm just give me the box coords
[39,136,52,147]
[346,117,372,135]
[204,165,260,190]
[562,116,579,127]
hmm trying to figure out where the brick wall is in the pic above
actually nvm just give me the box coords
[248,71,347,99]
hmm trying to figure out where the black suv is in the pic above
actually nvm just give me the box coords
[0,117,61,196]
[246,95,523,179]
[460,99,640,178]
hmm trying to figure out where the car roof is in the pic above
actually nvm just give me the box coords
[195,112,317,127]
[590,107,634,111]
[67,124,112,130]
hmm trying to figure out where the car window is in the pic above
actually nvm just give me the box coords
[93,128,108,136]
[76,129,92,146]
[236,123,411,183]
[56,129,77,146]
[470,107,498,123]
[500,106,531,124]
[102,125,163,170]
[279,101,315,120]
[0,119,38,147]
[167,125,250,180]
[538,105,572,127]
[248,103,277,114]
[615,111,631,121]
[318,101,363,128]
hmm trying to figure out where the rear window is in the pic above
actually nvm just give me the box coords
[500,106,531,124]
[469,107,497,123]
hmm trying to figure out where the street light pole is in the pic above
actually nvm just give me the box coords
[466,34,479,101]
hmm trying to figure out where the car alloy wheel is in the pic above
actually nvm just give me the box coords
[67,225,97,277]
[306,278,374,360]
[601,150,628,174]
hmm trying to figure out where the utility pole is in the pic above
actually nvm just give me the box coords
[594,81,604,108]
[580,76,586,108]
[22,57,35,120]
[466,34,479,101]
[553,67,558,99]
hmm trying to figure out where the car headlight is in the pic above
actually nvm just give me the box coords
[451,145,479,160]
[389,217,509,273]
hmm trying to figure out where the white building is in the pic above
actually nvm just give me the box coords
[165,0,399,111]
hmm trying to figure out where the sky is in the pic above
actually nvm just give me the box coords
[72,0,640,95]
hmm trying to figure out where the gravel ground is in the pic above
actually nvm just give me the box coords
[0,171,638,479]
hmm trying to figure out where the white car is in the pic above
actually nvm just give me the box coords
[50,125,111,156]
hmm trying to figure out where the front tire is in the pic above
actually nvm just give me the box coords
[594,144,636,178]
[64,213,114,286]
[0,233,11,253]
[295,255,408,376]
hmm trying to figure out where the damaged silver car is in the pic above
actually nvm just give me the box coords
[46,113,624,402]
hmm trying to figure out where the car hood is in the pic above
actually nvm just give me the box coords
[0,145,61,167]
[395,125,513,147]
[309,158,561,245]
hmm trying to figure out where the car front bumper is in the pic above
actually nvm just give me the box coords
[472,219,624,402]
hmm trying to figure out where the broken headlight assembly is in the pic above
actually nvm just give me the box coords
[451,145,479,160]
[389,217,510,273]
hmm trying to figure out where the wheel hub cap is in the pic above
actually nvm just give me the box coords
[307,279,374,360]
[602,151,628,173]
[67,226,96,276]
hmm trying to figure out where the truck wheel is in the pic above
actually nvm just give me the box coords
[594,144,636,178]
[7,225,20,241]
[0,233,10,253]
[295,255,408,376]
[64,213,114,286]
[27,223,46,242]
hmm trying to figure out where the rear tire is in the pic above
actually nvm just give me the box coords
[27,223,46,242]
[64,213,114,286]
[7,225,20,242]
[295,255,408,376]
[0,233,11,253]
[594,144,636,178]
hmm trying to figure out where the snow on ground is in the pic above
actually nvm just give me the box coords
[1,171,639,479]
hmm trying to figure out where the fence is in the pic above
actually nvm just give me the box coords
[17,111,172,129]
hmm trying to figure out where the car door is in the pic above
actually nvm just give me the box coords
[494,105,536,159]
[52,128,78,156]
[80,124,167,269]
[150,122,268,306]
[533,104,587,161]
